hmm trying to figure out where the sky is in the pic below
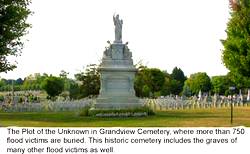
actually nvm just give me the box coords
[0,0,231,79]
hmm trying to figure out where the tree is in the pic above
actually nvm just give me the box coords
[211,75,235,95]
[59,70,70,91]
[68,81,80,100]
[161,73,171,96]
[16,78,23,85]
[182,84,192,97]
[211,76,228,95]
[22,73,48,90]
[170,67,187,95]
[183,72,211,95]
[169,79,182,95]
[0,0,32,72]
[59,70,69,79]
[171,67,186,83]
[0,79,7,91]
[221,0,250,88]
[42,76,64,99]
[75,64,100,98]
[142,85,150,97]
[134,65,148,97]
[160,67,187,96]
[149,68,165,95]
[134,67,165,97]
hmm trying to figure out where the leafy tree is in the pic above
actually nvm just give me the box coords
[22,73,48,90]
[211,75,235,95]
[134,67,165,97]
[59,70,69,79]
[134,65,148,97]
[183,72,211,95]
[42,76,64,99]
[22,78,33,90]
[142,85,150,97]
[0,0,32,72]
[0,79,15,91]
[221,0,250,88]
[158,67,187,96]
[211,76,228,95]
[75,64,100,98]
[169,79,182,95]
[0,78,6,87]
[68,81,81,100]
[149,68,165,94]
[161,73,171,96]
[59,70,70,91]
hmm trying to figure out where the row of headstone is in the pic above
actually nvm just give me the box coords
[159,89,250,104]
[142,96,249,111]
[0,91,41,104]
[1,99,92,112]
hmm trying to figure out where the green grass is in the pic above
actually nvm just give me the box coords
[0,107,249,127]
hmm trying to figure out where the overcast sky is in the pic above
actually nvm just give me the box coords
[0,0,231,79]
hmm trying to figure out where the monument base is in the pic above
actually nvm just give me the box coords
[89,98,148,117]
[94,96,142,109]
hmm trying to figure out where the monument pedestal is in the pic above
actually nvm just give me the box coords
[93,43,142,110]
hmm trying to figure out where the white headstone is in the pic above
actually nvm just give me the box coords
[239,89,243,102]
[247,89,250,101]
[198,90,202,101]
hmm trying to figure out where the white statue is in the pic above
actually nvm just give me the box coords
[113,14,123,42]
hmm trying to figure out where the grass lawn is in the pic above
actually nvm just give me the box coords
[0,107,249,127]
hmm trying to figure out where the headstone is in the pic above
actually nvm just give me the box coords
[94,14,142,109]
[239,89,243,103]
[198,90,202,101]
[213,93,218,103]
[247,89,250,102]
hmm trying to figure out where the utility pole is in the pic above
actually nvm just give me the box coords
[12,80,14,105]
[229,86,235,124]
[231,98,233,124]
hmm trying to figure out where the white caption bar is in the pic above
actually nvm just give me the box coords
[0,127,249,154]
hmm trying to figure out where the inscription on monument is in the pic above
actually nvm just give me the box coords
[107,78,129,91]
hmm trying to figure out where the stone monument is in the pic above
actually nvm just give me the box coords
[94,14,142,109]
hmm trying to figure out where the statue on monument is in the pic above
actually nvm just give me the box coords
[113,14,123,43]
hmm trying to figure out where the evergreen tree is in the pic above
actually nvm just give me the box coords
[171,67,186,83]
[170,67,187,95]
